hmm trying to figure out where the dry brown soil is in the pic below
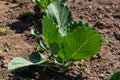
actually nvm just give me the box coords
[0,0,120,80]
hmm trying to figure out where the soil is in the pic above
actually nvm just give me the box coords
[0,0,120,80]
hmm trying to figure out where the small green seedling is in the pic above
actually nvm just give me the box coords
[0,23,6,36]
[0,28,6,35]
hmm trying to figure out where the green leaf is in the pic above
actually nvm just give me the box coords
[66,21,90,33]
[50,43,59,55]
[8,57,33,72]
[31,29,39,36]
[42,16,60,55]
[42,16,59,44]
[106,70,120,80]
[56,0,69,3]
[33,0,55,11]
[46,2,73,36]
[33,53,47,65]
[8,54,47,72]
[33,0,70,4]
[29,52,46,63]
[29,52,41,63]
[38,38,47,50]
[31,29,47,50]
[63,27,103,61]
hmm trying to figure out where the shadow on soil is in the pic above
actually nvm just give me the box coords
[112,15,120,19]
[8,5,43,33]
[11,66,87,80]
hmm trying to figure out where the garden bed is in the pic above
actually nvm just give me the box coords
[0,0,120,80]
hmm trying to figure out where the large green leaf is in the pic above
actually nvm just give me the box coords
[63,27,102,61]
[42,16,60,55]
[8,54,47,72]
[46,2,73,36]
[8,57,33,72]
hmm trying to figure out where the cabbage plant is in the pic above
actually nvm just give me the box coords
[8,1,104,73]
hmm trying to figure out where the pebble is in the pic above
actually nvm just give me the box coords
[99,74,105,78]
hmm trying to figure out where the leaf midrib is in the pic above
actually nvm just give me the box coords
[67,36,91,60]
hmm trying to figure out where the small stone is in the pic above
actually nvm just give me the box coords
[98,15,102,18]
[99,74,105,78]
[89,6,92,9]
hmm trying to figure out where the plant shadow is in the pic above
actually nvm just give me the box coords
[8,5,43,34]
[112,15,120,19]
[11,66,87,80]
